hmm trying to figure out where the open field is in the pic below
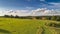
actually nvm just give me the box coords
[0,17,60,34]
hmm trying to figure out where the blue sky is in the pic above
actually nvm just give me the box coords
[0,0,60,10]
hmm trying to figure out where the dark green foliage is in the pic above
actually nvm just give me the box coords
[4,15,10,17]
[0,29,11,34]
[4,15,14,18]
[4,15,60,21]
[10,15,14,18]
[15,15,19,18]
[46,22,60,28]
[56,16,60,21]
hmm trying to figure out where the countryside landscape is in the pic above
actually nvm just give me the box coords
[0,0,60,34]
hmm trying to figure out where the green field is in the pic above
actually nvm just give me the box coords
[0,17,60,34]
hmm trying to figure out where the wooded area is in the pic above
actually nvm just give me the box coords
[4,15,60,21]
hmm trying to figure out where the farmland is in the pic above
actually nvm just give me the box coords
[0,17,60,34]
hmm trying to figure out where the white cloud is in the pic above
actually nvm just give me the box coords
[31,8,58,16]
[0,8,60,16]
[25,7,34,10]
[49,2,60,8]
[50,2,60,5]
[5,10,31,16]
[26,0,31,1]
[40,0,45,1]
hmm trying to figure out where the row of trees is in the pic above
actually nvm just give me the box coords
[4,15,32,19]
[4,15,60,21]
[32,16,60,21]
[4,15,19,18]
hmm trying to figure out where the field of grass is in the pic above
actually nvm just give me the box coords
[0,17,60,34]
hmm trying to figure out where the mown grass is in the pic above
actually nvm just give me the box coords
[0,17,59,34]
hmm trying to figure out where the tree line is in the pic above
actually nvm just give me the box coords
[4,15,60,21]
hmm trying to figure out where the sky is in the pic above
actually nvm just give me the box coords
[0,0,60,16]
[0,0,60,10]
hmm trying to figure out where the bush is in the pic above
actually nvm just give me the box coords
[45,22,60,28]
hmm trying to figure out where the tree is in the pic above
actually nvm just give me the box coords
[15,15,19,18]
[56,16,60,21]
[10,15,14,18]
[4,15,10,17]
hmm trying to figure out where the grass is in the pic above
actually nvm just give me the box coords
[0,17,59,34]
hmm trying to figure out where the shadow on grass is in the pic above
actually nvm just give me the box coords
[41,27,45,34]
[45,22,60,28]
[0,29,11,34]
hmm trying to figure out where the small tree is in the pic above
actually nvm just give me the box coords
[15,15,19,18]
[10,15,14,18]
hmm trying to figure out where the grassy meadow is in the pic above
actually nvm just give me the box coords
[0,17,60,34]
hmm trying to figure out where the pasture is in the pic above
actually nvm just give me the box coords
[0,17,60,34]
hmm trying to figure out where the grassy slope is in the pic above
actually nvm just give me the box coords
[0,17,59,34]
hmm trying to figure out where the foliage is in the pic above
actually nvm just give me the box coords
[4,15,60,21]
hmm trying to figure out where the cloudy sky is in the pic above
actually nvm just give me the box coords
[0,0,60,16]
[0,0,60,10]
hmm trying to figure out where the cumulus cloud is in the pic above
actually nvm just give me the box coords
[1,8,60,16]
[5,10,31,16]
[26,8,59,16]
